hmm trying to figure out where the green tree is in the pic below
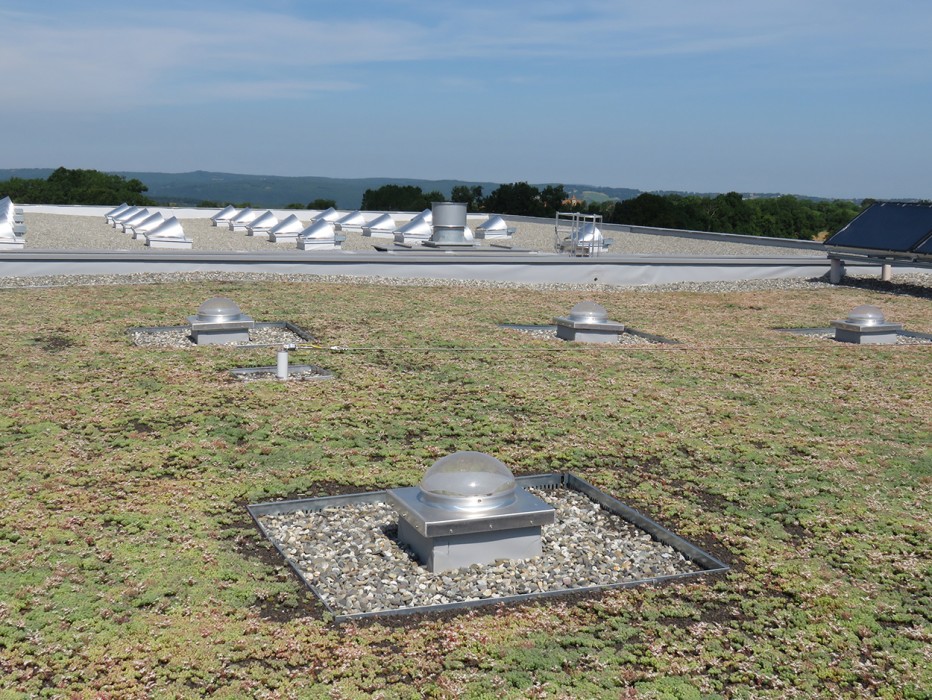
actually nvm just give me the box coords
[611,193,681,228]
[0,167,154,206]
[307,198,337,210]
[482,182,568,217]
[423,190,445,206]
[450,185,484,212]
[360,184,438,211]
[539,185,568,216]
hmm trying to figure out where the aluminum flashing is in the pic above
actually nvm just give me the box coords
[247,473,729,621]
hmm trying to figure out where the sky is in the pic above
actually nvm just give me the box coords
[2,1,931,199]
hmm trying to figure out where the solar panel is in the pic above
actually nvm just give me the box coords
[825,202,932,254]
[913,232,932,255]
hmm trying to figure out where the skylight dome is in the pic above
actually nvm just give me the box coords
[845,304,885,326]
[195,297,247,323]
[567,301,609,323]
[419,451,517,511]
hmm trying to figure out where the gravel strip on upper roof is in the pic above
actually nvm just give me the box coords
[6,213,930,293]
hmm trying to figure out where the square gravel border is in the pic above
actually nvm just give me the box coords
[774,327,932,344]
[247,473,728,622]
[126,320,315,347]
[499,323,679,345]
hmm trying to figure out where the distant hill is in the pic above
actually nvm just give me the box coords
[119,172,519,209]
[0,169,849,208]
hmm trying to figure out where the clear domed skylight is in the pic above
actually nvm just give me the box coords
[567,301,609,323]
[419,451,517,511]
[846,304,886,326]
[196,297,246,323]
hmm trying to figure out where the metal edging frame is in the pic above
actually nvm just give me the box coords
[246,472,730,622]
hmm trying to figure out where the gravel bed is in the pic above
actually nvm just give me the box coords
[130,325,305,348]
[4,270,930,296]
[504,326,659,345]
[231,366,334,382]
[19,213,823,257]
[0,269,843,293]
[258,487,699,616]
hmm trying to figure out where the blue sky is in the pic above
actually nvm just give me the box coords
[2,0,931,199]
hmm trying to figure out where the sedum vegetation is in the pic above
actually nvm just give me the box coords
[0,278,929,698]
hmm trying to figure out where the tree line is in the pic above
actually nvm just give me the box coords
[0,167,154,206]
[603,192,863,240]
[360,183,863,239]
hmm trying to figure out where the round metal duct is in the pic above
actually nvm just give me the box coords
[845,304,886,326]
[419,451,517,511]
[195,297,247,323]
[567,301,609,323]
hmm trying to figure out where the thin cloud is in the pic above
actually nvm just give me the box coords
[2,1,930,114]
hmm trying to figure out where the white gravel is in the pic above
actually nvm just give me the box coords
[130,325,307,348]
